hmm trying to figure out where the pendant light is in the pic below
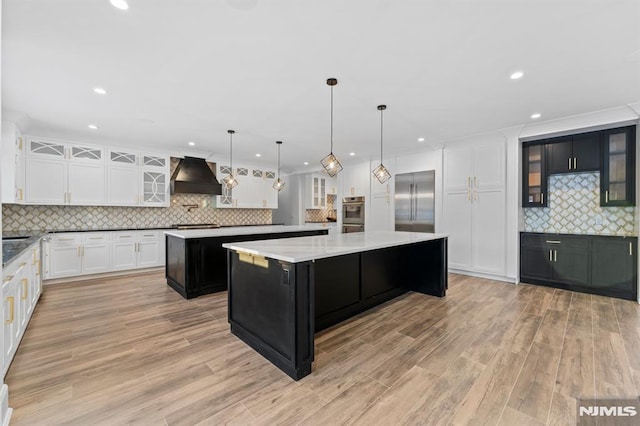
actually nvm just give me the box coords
[372,105,391,184]
[273,141,285,191]
[321,78,343,177]
[222,130,239,189]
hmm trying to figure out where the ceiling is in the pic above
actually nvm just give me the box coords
[3,0,640,174]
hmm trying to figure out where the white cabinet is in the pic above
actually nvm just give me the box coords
[111,231,163,270]
[216,165,279,209]
[25,138,106,206]
[341,163,370,197]
[2,243,41,379]
[1,121,25,204]
[305,174,327,209]
[107,149,170,207]
[46,233,110,278]
[443,141,506,276]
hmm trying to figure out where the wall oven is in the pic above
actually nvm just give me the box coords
[342,196,365,232]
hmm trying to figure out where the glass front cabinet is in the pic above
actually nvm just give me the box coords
[601,126,635,207]
[522,142,547,207]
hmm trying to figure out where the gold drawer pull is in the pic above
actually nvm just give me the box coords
[545,240,561,244]
[3,275,14,284]
[21,278,28,300]
[5,297,14,324]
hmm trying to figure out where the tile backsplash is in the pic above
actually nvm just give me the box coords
[305,194,337,222]
[523,172,636,235]
[2,193,272,231]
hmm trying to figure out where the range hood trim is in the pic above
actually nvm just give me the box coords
[170,156,223,195]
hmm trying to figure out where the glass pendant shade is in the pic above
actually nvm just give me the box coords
[273,178,285,191]
[321,78,342,177]
[372,104,391,184]
[321,152,343,177]
[373,163,391,184]
[223,174,238,189]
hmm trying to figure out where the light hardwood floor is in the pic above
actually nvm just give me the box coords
[6,271,640,425]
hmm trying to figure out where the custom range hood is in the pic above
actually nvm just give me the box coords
[170,156,222,195]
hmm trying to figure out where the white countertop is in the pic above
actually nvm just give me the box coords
[222,231,448,263]
[163,224,329,239]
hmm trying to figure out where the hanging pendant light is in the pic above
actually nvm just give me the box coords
[321,78,343,177]
[372,105,391,184]
[223,130,239,189]
[273,141,285,191]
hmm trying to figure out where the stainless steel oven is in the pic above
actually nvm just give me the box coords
[342,224,365,233]
[342,196,365,232]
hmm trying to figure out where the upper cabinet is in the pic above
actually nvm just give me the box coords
[216,165,279,209]
[546,132,600,174]
[1,121,25,204]
[23,138,169,207]
[305,174,327,209]
[601,126,635,207]
[25,139,106,205]
[522,143,547,207]
[522,125,636,208]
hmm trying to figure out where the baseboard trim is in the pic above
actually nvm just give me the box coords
[449,268,516,284]
[0,384,11,426]
[44,267,164,285]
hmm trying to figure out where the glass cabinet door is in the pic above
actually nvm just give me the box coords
[601,127,635,206]
[523,143,547,207]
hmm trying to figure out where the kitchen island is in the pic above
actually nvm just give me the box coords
[164,225,329,298]
[222,231,448,380]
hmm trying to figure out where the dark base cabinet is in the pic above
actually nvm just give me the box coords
[227,237,448,380]
[166,230,328,299]
[520,232,637,300]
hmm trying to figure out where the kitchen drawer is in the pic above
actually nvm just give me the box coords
[2,253,29,280]
[110,232,137,242]
[138,231,161,240]
[521,232,589,249]
[50,234,82,246]
[81,233,108,243]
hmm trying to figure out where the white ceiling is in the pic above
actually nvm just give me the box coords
[3,0,640,173]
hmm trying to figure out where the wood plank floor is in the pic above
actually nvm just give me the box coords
[6,271,640,425]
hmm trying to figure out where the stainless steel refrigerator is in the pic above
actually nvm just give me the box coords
[395,170,435,232]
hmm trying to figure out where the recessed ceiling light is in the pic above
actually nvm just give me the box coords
[88,124,99,130]
[93,87,107,95]
[188,141,195,146]
[110,0,129,10]
[531,113,541,119]
[510,71,524,80]
[418,137,425,142]
[255,153,261,157]
[303,162,309,165]
[349,152,355,156]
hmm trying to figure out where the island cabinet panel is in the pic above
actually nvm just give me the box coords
[314,254,360,318]
[361,247,404,300]
[228,253,314,380]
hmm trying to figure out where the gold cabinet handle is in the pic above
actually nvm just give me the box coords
[568,158,571,170]
[548,250,552,261]
[17,188,23,201]
[473,191,478,201]
[18,262,27,268]
[554,250,557,262]
[605,190,609,203]
[541,193,544,204]
[21,278,28,300]
[630,242,633,256]
[573,157,577,169]
[3,275,14,284]
[474,176,477,187]
[35,260,40,276]
[6,297,14,324]
[467,190,471,201]
[467,176,471,188]
[545,240,561,244]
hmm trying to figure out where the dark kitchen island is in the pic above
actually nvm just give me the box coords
[222,231,448,380]
[164,225,328,299]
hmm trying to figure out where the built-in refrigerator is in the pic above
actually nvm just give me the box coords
[394,170,435,232]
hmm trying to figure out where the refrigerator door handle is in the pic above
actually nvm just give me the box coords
[414,184,418,221]
[409,183,414,221]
